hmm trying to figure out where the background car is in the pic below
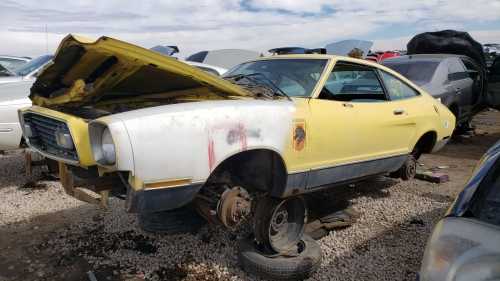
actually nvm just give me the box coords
[0,81,32,151]
[0,55,30,74]
[0,55,54,150]
[186,49,260,69]
[0,55,53,84]
[383,54,485,129]
[366,51,400,63]
[487,56,500,111]
[419,140,500,281]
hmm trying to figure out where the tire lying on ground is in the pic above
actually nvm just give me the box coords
[138,205,206,235]
[238,235,322,280]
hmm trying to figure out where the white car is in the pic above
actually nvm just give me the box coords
[0,55,30,74]
[0,55,53,84]
[0,81,32,150]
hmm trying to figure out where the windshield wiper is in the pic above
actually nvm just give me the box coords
[224,73,291,101]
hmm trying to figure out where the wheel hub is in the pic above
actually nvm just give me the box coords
[217,186,251,228]
[254,196,307,254]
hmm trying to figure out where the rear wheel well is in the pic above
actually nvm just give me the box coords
[203,149,287,194]
[413,131,437,158]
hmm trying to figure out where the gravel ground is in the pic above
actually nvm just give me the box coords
[1,109,499,281]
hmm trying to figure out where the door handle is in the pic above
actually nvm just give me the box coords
[342,103,354,108]
[455,87,462,94]
[393,109,405,115]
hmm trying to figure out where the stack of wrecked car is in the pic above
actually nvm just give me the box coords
[19,35,455,280]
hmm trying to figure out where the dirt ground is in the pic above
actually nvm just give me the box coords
[0,109,498,281]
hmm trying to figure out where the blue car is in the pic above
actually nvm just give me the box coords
[420,140,500,280]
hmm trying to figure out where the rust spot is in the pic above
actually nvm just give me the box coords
[293,123,306,151]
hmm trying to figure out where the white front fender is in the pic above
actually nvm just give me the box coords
[95,100,295,188]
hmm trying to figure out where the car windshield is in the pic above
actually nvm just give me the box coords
[224,59,328,97]
[0,58,28,72]
[383,61,439,86]
[14,55,53,77]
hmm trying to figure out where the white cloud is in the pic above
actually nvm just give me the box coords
[0,0,499,57]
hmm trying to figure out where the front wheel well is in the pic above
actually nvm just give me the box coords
[413,131,437,159]
[203,149,287,194]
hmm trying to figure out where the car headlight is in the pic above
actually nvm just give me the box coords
[101,128,116,165]
[55,128,74,149]
[23,123,35,138]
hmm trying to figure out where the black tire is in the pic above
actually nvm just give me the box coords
[138,205,206,235]
[389,155,417,180]
[238,235,322,281]
[253,197,307,254]
[400,155,417,180]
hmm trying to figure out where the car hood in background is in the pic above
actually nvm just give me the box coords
[0,76,24,84]
[325,40,373,59]
[186,49,261,69]
[30,35,250,107]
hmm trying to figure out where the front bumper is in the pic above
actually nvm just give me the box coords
[125,184,203,213]
[19,106,96,167]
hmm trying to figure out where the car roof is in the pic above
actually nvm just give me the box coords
[242,54,421,89]
[254,54,384,66]
[383,54,471,63]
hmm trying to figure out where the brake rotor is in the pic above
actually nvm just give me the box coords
[217,186,251,228]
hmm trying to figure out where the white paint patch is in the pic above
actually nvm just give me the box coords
[100,99,295,185]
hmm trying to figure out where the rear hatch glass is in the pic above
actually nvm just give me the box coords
[383,61,439,86]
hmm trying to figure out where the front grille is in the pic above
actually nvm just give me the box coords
[23,113,78,161]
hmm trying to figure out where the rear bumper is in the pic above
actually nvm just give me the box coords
[125,183,203,213]
[432,136,450,153]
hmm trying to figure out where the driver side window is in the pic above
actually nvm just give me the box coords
[319,62,387,102]
[379,71,420,101]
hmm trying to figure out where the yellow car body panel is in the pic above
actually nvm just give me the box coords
[19,106,95,166]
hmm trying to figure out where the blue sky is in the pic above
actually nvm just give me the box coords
[0,0,499,57]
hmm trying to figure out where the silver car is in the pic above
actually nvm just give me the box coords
[420,141,500,280]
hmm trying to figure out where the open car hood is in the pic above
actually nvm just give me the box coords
[30,35,249,107]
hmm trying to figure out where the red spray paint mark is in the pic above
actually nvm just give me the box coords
[208,139,215,171]
[237,123,247,151]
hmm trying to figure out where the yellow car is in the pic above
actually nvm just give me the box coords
[19,35,454,253]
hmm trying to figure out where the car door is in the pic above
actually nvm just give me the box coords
[308,62,410,169]
[487,56,500,110]
[447,58,474,115]
[306,61,417,188]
